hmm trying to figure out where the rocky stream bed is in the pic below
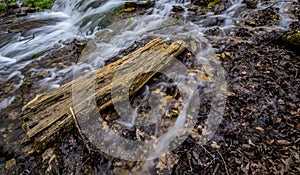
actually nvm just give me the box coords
[0,0,299,174]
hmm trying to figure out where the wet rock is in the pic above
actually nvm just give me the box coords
[7,3,19,9]
[123,7,136,12]
[112,2,154,23]
[137,1,155,8]
[214,2,226,13]
[204,27,225,37]
[191,0,211,6]
[125,1,155,9]
[200,17,224,27]
[172,5,184,12]
[125,2,137,9]
[73,39,87,46]
[187,0,229,17]
[16,12,27,17]
[191,0,221,9]
[187,5,210,16]
[243,0,257,9]
[0,31,15,47]
[21,7,36,13]
[6,19,58,35]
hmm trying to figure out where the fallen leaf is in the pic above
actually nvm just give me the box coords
[211,141,220,149]
[248,139,255,146]
[277,140,291,145]
[221,52,226,59]
[267,139,275,144]
[255,126,264,131]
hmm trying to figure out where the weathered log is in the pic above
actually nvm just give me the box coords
[20,38,186,153]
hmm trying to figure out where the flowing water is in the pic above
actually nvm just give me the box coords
[0,0,293,168]
[0,0,292,113]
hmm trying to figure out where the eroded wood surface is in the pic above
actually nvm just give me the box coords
[20,38,186,152]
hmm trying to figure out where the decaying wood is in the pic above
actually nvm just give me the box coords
[70,107,91,153]
[20,38,186,152]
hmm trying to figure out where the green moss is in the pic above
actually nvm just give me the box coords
[26,0,54,10]
[283,32,300,48]
[118,9,124,13]
[0,3,7,12]
[33,139,46,154]
[30,51,44,59]
[207,0,221,8]
[21,81,32,88]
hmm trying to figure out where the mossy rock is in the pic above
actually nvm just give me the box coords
[31,51,45,59]
[282,32,300,49]
[191,0,220,8]
[208,0,221,8]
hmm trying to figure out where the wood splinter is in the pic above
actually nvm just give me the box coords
[70,107,91,153]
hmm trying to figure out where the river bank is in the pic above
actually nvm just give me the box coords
[0,0,299,174]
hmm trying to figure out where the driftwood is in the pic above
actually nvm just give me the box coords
[20,38,186,152]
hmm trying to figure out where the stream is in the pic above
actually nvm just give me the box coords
[0,0,296,173]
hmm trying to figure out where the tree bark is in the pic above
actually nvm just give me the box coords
[20,38,186,152]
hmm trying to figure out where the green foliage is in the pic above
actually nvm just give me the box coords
[35,0,52,9]
[26,0,54,10]
[26,0,34,7]
[9,0,18,3]
[0,3,7,12]
[207,0,221,8]
[283,32,300,48]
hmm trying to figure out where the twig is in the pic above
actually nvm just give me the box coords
[70,107,91,153]
[213,163,220,175]
[217,150,229,175]
[200,145,214,159]
[224,138,233,154]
